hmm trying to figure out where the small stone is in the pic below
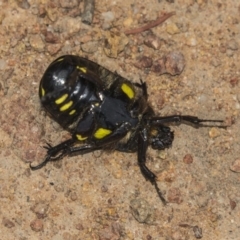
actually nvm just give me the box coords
[46,8,58,22]
[134,56,153,69]
[60,0,79,8]
[43,31,59,43]
[76,223,84,230]
[103,31,129,58]
[210,58,222,67]
[193,225,203,239]
[166,23,180,34]
[54,183,64,192]
[183,154,193,164]
[229,199,237,210]
[219,43,226,53]
[46,44,62,55]
[0,59,6,70]
[29,35,45,52]
[144,35,161,50]
[54,17,81,34]
[229,78,238,87]
[31,5,39,15]
[230,159,240,173]
[81,41,99,53]
[159,150,167,159]
[30,219,44,232]
[151,57,166,74]
[17,0,30,9]
[186,37,197,47]
[208,127,221,139]
[39,5,47,18]
[102,11,115,23]
[165,51,185,75]
[167,187,183,204]
[31,202,49,219]
[227,39,239,51]
[70,191,78,201]
[123,17,133,27]
[2,217,15,228]
[226,49,234,57]
[130,198,155,224]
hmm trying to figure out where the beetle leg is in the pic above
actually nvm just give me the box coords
[150,115,224,127]
[31,122,131,170]
[138,128,167,204]
[30,139,76,170]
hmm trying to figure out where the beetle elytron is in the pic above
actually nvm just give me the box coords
[30,55,223,203]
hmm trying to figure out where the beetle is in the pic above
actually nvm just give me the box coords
[31,55,223,203]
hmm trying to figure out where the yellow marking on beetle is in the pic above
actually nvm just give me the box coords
[121,83,134,99]
[56,57,64,62]
[76,134,88,141]
[41,87,45,97]
[69,109,76,115]
[55,94,68,105]
[77,66,87,73]
[60,101,73,111]
[94,128,112,139]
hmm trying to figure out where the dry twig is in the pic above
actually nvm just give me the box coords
[124,11,176,35]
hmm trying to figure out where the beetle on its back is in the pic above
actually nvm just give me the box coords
[31,55,223,203]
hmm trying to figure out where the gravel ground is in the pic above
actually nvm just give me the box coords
[0,0,240,239]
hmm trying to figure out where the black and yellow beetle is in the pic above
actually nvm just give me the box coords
[31,55,223,203]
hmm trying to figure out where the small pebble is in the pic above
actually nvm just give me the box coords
[2,217,15,228]
[144,35,161,50]
[229,78,238,87]
[31,202,49,219]
[130,198,155,224]
[193,225,203,239]
[81,0,95,25]
[17,0,30,9]
[123,17,133,27]
[47,43,62,55]
[46,8,58,22]
[134,56,153,69]
[210,58,222,67]
[43,31,59,43]
[186,37,197,47]
[81,41,99,53]
[151,57,166,74]
[29,35,45,52]
[103,31,129,58]
[38,4,47,18]
[30,219,44,232]
[167,187,183,204]
[226,39,238,51]
[209,127,221,139]
[229,199,237,210]
[226,49,234,57]
[165,51,185,75]
[70,191,78,201]
[102,11,115,22]
[166,23,180,35]
[0,59,6,70]
[230,159,240,173]
[54,17,81,34]
[60,0,79,8]
[183,154,193,164]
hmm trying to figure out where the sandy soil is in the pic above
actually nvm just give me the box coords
[0,0,240,239]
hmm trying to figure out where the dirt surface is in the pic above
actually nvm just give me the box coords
[0,0,240,239]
